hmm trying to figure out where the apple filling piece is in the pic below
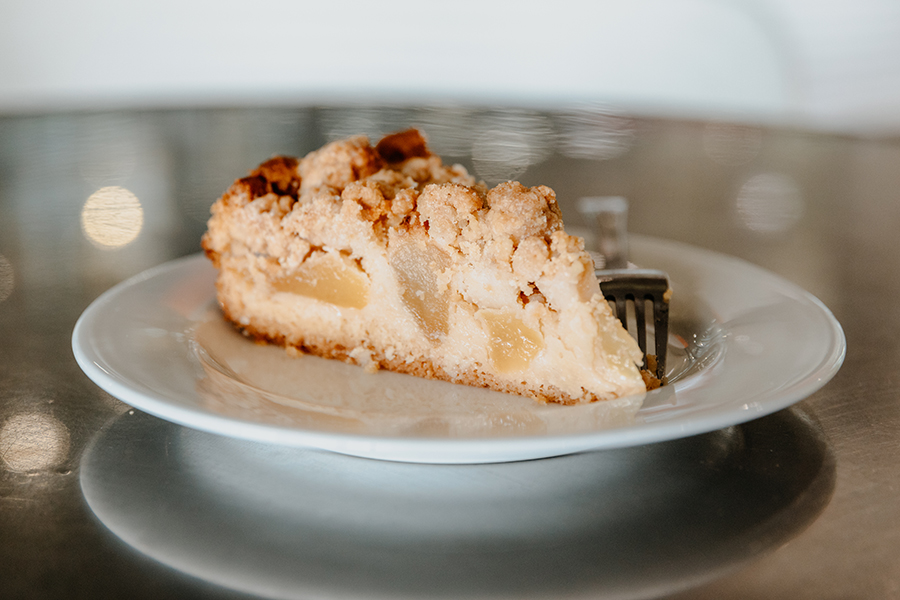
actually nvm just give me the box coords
[272,251,369,309]
[479,309,544,373]
[390,240,452,341]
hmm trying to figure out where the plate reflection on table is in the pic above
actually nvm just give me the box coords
[80,407,835,600]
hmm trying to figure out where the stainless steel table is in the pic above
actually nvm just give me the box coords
[1,106,897,599]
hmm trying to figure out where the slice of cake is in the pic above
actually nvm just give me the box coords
[202,129,645,404]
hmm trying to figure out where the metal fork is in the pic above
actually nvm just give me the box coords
[597,268,670,383]
[579,196,670,383]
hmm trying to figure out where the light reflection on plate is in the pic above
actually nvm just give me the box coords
[72,236,845,464]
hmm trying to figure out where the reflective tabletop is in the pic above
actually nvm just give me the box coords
[1,106,898,599]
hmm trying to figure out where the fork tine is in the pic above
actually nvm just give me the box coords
[614,295,628,327]
[634,295,647,365]
[653,293,670,381]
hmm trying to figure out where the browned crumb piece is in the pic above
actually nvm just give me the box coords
[640,355,666,390]
[375,129,431,163]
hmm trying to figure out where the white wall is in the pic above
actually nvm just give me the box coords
[1,0,899,134]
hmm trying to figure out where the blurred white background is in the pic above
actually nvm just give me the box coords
[1,0,899,135]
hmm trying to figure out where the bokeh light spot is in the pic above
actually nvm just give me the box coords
[735,173,805,234]
[556,105,634,161]
[0,413,71,472]
[471,112,551,184]
[81,186,144,249]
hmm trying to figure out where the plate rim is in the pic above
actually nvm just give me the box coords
[72,238,846,463]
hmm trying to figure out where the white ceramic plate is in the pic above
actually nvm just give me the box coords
[72,236,845,464]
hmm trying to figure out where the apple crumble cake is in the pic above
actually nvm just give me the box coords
[201,129,645,404]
